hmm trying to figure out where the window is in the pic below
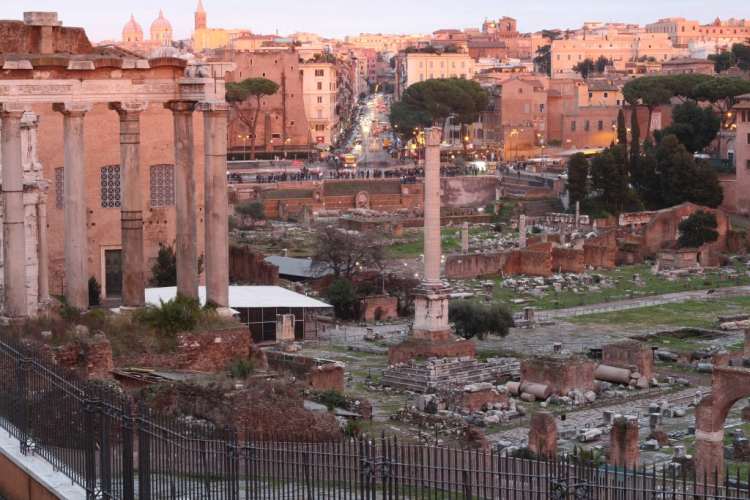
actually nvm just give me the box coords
[604,92,608,98]
[314,69,324,77]
[747,159,750,170]
[317,96,323,103]
[571,120,576,132]
[316,82,322,91]
[584,120,590,132]
[539,104,545,113]
[747,133,750,145]
[271,133,281,139]
[100,165,121,208]
[315,124,326,131]
[597,120,603,131]
[55,167,64,209]
[150,164,175,208]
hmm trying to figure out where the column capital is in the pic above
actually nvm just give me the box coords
[20,111,39,128]
[425,127,441,147]
[52,102,92,117]
[165,100,198,114]
[109,101,149,116]
[197,101,229,113]
[0,102,29,117]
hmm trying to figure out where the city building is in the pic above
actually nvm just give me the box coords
[221,48,314,157]
[302,60,340,147]
[116,9,174,55]
[646,17,750,52]
[550,28,683,77]
[396,52,475,97]
[192,0,253,52]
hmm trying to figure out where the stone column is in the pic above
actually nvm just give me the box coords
[609,415,640,468]
[461,221,469,253]
[110,102,148,308]
[423,127,442,284]
[1,103,28,318]
[575,201,581,229]
[36,192,50,304]
[199,102,229,309]
[519,214,527,248]
[53,103,91,310]
[165,101,199,300]
[528,412,558,459]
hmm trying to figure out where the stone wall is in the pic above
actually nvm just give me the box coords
[173,327,252,372]
[265,350,344,391]
[583,231,617,269]
[602,340,655,381]
[42,333,114,380]
[441,176,497,208]
[460,386,508,412]
[551,247,585,274]
[0,18,93,55]
[228,245,279,285]
[359,295,399,322]
[520,356,596,395]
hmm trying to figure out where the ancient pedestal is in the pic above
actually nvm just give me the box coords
[528,412,558,459]
[609,416,639,468]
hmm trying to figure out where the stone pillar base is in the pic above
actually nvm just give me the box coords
[412,283,451,335]
[388,336,476,365]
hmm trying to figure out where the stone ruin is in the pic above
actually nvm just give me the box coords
[382,356,519,393]
[528,412,558,459]
[609,415,640,468]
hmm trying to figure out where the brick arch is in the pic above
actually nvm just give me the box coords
[695,367,750,482]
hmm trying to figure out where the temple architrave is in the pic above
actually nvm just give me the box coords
[0,12,234,320]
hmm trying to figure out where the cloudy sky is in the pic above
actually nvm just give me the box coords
[1,0,746,42]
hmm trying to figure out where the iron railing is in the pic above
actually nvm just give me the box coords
[0,333,748,499]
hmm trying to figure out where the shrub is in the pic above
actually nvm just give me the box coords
[317,390,349,411]
[88,277,102,307]
[344,419,362,437]
[235,201,265,220]
[228,358,255,379]
[449,300,514,339]
[325,278,358,320]
[150,244,204,286]
[136,295,202,337]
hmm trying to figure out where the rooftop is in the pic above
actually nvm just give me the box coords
[144,286,331,309]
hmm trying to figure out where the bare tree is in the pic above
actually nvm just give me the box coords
[312,225,384,278]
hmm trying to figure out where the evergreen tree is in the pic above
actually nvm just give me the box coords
[629,107,641,178]
[590,144,629,214]
[677,211,719,248]
[566,153,589,207]
[616,109,627,147]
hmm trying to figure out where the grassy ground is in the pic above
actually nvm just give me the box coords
[567,296,750,328]
[386,225,500,259]
[481,262,750,313]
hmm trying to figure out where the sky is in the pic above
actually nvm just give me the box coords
[1,0,748,42]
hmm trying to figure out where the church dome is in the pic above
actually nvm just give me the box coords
[150,10,173,45]
[122,14,143,43]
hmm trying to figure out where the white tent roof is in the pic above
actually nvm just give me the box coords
[144,286,331,309]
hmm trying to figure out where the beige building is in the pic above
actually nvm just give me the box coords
[550,29,681,77]
[302,62,339,146]
[192,1,252,53]
[646,17,750,52]
[400,52,476,92]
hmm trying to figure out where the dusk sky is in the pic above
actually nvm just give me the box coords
[0,0,747,41]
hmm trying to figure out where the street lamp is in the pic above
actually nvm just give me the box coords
[237,134,250,160]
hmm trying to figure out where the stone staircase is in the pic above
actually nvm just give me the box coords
[382,357,520,393]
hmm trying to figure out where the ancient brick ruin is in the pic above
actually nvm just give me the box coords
[609,416,640,468]
[528,412,558,459]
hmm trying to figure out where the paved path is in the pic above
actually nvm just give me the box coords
[517,284,750,322]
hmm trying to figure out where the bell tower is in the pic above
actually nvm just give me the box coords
[195,0,207,30]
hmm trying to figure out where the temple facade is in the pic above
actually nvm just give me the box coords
[0,12,234,319]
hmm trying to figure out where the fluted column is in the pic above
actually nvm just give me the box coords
[53,103,91,310]
[110,102,148,307]
[199,102,229,308]
[423,127,442,284]
[165,101,199,300]
[1,103,28,318]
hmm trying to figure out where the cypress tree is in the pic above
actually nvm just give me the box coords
[629,106,641,178]
[616,109,628,147]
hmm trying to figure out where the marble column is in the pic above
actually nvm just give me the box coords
[165,101,199,300]
[461,221,469,253]
[519,214,527,248]
[110,102,148,308]
[36,192,50,304]
[53,103,91,310]
[199,102,229,308]
[423,127,442,284]
[1,103,28,318]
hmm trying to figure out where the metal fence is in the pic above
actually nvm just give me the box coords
[0,333,749,499]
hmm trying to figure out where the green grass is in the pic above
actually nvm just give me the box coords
[386,226,499,259]
[568,296,750,328]
[484,262,750,313]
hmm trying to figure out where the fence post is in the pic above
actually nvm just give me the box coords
[225,426,240,500]
[16,356,30,455]
[99,399,112,500]
[462,469,472,500]
[137,402,151,500]
[121,401,135,500]
[83,396,99,500]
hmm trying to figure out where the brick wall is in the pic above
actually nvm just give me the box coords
[229,245,279,285]
[265,350,344,391]
[521,356,596,395]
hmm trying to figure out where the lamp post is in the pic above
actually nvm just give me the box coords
[238,134,250,160]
